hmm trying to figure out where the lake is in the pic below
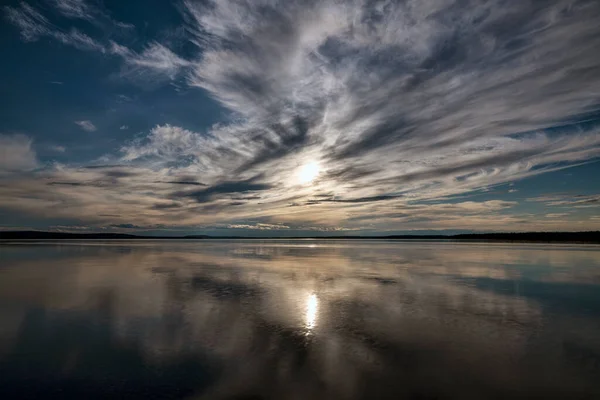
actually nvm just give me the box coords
[1,240,599,399]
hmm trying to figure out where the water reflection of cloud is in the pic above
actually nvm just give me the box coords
[1,241,600,399]
[0,306,217,399]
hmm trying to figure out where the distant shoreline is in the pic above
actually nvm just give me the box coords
[1,231,599,243]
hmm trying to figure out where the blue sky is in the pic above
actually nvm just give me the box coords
[1,0,600,236]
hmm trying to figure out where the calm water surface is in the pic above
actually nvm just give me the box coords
[1,240,600,399]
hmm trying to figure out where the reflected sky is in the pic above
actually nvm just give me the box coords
[1,240,600,399]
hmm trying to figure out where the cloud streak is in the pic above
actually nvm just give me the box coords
[4,2,50,42]
[53,0,92,20]
[74,120,96,132]
[4,2,186,80]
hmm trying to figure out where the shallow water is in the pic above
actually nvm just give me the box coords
[1,240,600,399]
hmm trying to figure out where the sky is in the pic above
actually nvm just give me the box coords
[1,0,600,236]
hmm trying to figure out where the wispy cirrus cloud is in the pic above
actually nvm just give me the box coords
[226,223,289,230]
[4,2,50,42]
[53,0,92,20]
[111,41,191,81]
[528,194,600,208]
[5,1,188,82]
[54,28,107,52]
[5,2,107,51]
[52,0,134,28]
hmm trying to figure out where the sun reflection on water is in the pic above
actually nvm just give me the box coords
[305,293,318,332]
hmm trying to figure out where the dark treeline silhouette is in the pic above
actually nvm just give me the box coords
[451,231,600,242]
[1,230,600,243]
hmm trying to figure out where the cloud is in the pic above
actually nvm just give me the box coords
[52,0,134,30]
[5,2,108,51]
[546,213,570,218]
[304,194,404,205]
[4,2,179,80]
[119,125,128,130]
[53,0,92,20]
[162,180,206,186]
[120,124,270,180]
[98,40,192,86]
[117,42,190,79]
[2,0,600,233]
[55,28,107,52]
[154,0,600,210]
[528,194,600,208]
[121,124,199,161]
[226,223,289,230]
[176,178,272,204]
[108,223,146,229]
[0,134,38,172]
[0,160,595,232]
[114,21,134,29]
[4,2,50,41]
[74,120,96,132]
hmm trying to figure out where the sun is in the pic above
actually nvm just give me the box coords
[298,162,320,184]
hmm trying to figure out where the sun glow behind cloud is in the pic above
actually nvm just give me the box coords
[297,162,320,185]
